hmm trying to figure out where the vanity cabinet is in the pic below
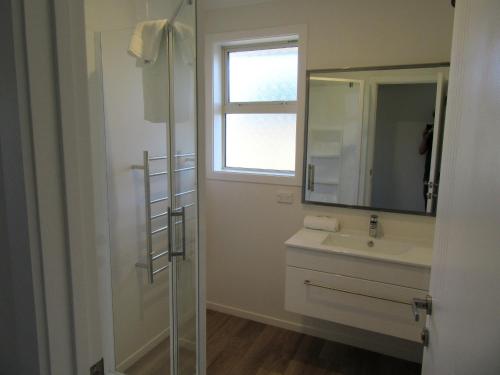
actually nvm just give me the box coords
[285,244,431,343]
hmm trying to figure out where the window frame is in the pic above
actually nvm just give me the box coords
[221,41,299,175]
[204,25,307,186]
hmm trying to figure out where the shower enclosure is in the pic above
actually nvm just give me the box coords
[86,0,199,373]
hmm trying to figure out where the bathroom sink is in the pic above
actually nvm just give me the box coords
[321,232,413,255]
[285,228,433,267]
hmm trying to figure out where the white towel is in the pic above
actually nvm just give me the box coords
[304,216,340,232]
[128,20,167,65]
[128,20,168,123]
[127,19,195,123]
[141,39,169,123]
[173,21,195,65]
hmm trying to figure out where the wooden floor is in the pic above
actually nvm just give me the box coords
[206,310,421,375]
[126,310,421,375]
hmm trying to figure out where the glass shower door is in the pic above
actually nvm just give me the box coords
[96,28,173,375]
[91,0,199,373]
[167,1,198,374]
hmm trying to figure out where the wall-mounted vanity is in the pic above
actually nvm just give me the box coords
[285,227,432,343]
[286,63,447,348]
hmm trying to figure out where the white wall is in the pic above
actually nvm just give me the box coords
[199,0,453,361]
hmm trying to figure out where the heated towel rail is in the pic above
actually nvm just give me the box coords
[132,150,196,283]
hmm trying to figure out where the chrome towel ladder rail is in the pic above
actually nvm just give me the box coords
[132,150,197,283]
[133,150,170,284]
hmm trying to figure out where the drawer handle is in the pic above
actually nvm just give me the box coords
[304,279,412,306]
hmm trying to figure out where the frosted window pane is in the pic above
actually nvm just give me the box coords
[228,47,298,102]
[225,114,296,171]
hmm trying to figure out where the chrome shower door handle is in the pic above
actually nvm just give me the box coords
[168,206,186,261]
[180,206,186,260]
[167,206,172,262]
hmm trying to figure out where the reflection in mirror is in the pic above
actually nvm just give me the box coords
[303,64,449,215]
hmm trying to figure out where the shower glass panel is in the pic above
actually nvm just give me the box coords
[88,0,198,374]
[168,1,198,374]
[97,28,172,374]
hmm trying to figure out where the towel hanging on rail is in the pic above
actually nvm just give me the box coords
[128,20,168,65]
[173,21,195,65]
[128,20,169,123]
[141,39,169,123]
[127,19,195,124]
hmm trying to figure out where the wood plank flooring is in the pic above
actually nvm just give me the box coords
[126,310,421,375]
[206,310,421,375]
[125,335,196,375]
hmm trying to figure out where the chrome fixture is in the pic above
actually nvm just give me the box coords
[412,295,433,322]
[132,150,196,284]
[369,214,379,238]
[133,150,168,284]
[421,328,430,346]
[307,164,315,191]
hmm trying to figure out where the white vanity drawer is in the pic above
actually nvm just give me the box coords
[285,266,427,342]
[287,247,430,290]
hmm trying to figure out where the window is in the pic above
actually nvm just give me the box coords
[222,43,299,174]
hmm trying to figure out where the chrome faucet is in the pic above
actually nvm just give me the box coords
[369,215,379,238]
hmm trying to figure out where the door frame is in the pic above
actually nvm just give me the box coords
[51,0,110,373]
[363,73,447,208]
[11,0,100,373]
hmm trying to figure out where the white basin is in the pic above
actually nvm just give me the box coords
[322,232,413,255]
[285,228,433,268]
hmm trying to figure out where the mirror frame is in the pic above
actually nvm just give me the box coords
[301,62,450,216]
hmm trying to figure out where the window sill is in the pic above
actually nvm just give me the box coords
[207,168,300,186]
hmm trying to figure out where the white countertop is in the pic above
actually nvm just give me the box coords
[285,228,433,268]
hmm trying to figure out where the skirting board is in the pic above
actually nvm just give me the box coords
[116,327,170,372]
[206,301,422,363]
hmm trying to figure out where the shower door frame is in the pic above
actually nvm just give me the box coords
[48,0,206,374]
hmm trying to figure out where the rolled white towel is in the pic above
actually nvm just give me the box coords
[304,215,340,232]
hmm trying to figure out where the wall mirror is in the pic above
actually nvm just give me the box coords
[303,64,449,215]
